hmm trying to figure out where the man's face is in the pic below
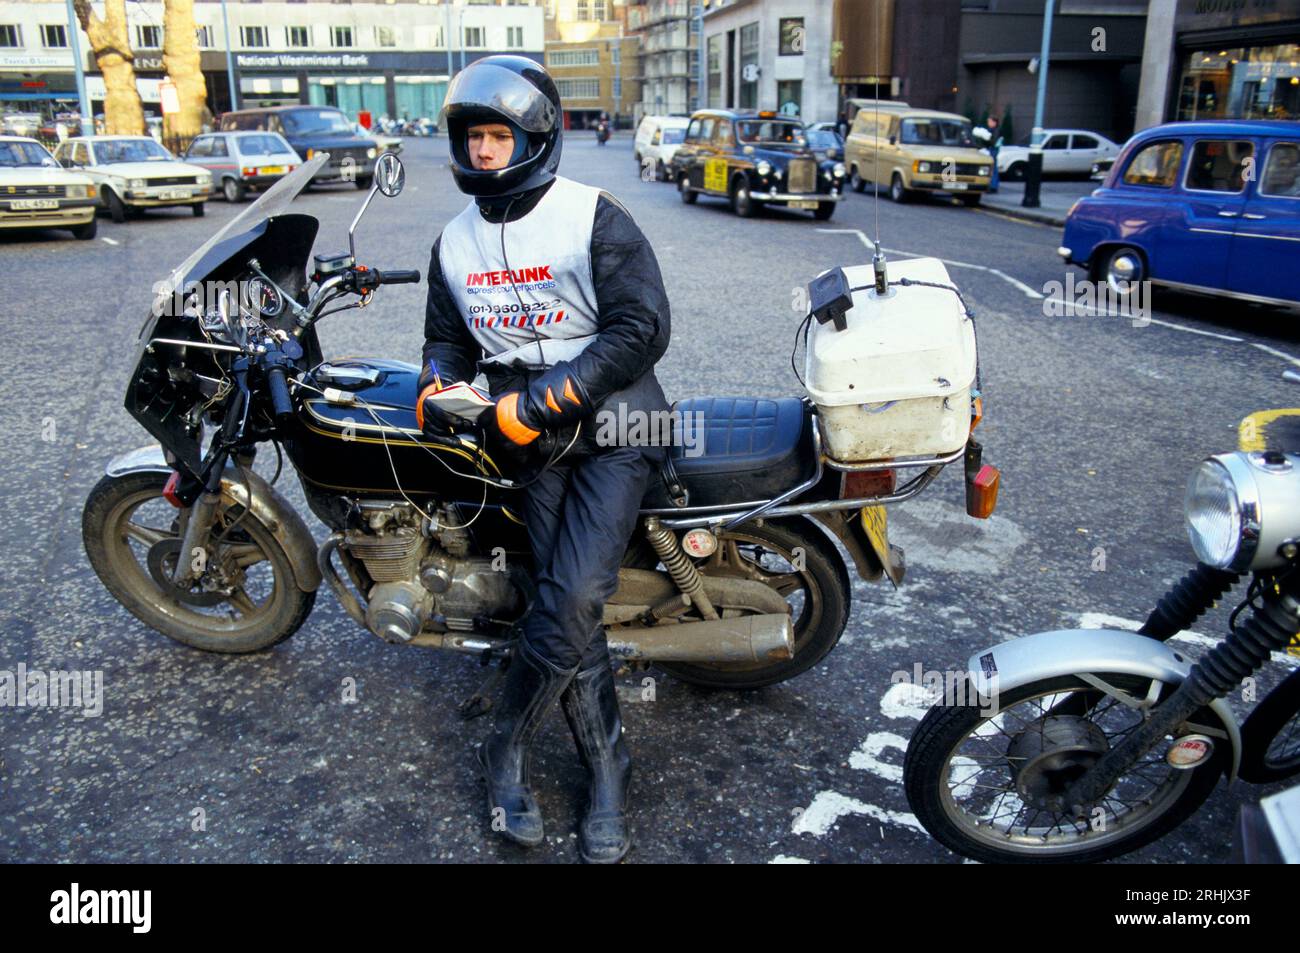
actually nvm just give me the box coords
[467,122,515,171]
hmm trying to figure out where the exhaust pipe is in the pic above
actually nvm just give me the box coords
[607,613,794,663]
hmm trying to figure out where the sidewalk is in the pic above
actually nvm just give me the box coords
[980,180,1096,227]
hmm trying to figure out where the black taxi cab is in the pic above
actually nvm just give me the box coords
[670,110,846,220]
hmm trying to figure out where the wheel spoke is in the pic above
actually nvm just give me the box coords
[226,544,268,569]
[227,587,258,617]
[123,521,172,547]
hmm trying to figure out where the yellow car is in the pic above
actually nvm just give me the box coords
[845,106,992,207]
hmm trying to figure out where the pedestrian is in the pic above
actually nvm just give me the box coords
[417,55,671,863]
[985,115,1003,193]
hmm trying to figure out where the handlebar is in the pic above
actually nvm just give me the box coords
[266,366,295,425]
[374,268,421,285]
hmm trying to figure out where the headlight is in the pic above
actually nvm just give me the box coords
[979,166,990,176]
[66,184,88,199]
[367,147,377,159]
[1185,452,1300,571]
[130,178,146,188]
[1185,458,1247,569]
[755,160,771,177]
[198,173,212,185]
[833,162,846,177]
[916,161,932,174]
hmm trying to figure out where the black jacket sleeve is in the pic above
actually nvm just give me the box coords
[420,234,481,387]
[566,193,671,407]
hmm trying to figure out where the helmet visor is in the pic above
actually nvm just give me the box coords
[442,63,556,134]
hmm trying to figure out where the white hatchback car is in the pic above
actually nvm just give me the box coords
[634,115,690,182]
[0,136,98,240]
[54,135,213,222]
[996,129,1120,179]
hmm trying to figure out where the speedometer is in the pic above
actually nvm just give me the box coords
[245,276,285,318]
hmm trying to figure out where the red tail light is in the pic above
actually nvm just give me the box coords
[843,468,896,499]
[163,471,184,508]
[966,464,1000,519]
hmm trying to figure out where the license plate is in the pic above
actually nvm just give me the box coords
[158,189,189,200]
[789,200,819,209]
[946,183,969,191]
[259,166,285,175]
[11,198,58,210]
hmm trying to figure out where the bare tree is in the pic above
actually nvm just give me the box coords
[73,0,144,135]
[162,0,208,148]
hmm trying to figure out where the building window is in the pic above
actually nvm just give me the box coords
[376,26,396,48]
[738,22,759,110]
[706,34,722,108]
[0,25,20,48]
[464,26,485,48]
[548,48,599,67]
[779,17,803,56]
[241,26,269,49]
[506,26,524,49]
[556,77,600,100]
[286,26,310,48]
[332,26,354,48]
[776,79,802,116]
[594,0,607,19]
[136,24,162,49]
[40,24,67,48]
[577,0,590,21]
[195,25,213,48]
[1177,45,1300,121]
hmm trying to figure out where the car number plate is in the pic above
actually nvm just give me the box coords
[11,198,58,210]
[789,200,819,209]
[159,189,189,200]
[259,166,285,175]
[946,183,969,191]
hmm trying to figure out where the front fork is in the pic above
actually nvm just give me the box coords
[1057,575,1299,814]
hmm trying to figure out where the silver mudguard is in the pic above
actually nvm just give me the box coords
[105,444,321,594]
[969,628,1242,781]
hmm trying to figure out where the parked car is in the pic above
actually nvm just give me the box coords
[804,123,845,162]
[53,135,212,223]
[998,129,1120,180]
[184,130,300,202]
[671,109,845,219]
[0,136,98,240]
[634,115,690,181]
[845,105,991,206]
[219,105,378,188]
[1060,120,1300,309]
[353,121,402,156]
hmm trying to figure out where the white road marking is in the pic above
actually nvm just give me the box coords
[1145,317,1243,341]
[792,790,926,836]
[769,855,811,864]
[847,731,909,782]
[880,682,932,720]
[1076,611,1298,668]
[817,227,1045,299]
[100,236,120,246]
[1250,342,1300,368]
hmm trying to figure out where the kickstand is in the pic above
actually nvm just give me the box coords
[457,651,508,721]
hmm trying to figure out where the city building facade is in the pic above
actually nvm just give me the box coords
[628,0,699,120]
[543,0,640,129]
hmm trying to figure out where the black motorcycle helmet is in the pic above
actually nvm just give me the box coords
[442,55,563,198]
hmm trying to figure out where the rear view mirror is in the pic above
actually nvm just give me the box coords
[374,153,404,197]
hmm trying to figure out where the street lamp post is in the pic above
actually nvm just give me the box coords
[220,0,239,112]
[1022,0,1055,209]
[64,0,91,130]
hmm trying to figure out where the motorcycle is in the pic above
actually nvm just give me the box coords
[903,389,1300,862]
[82,151,997,707]
[595,121,610,146]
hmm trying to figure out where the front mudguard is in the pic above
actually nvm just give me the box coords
[968,628,1242,781]
[104,444,321,594]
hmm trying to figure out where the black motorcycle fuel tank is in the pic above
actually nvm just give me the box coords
[288,358,522,515]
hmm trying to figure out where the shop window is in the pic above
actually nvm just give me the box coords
[777,79,802,117]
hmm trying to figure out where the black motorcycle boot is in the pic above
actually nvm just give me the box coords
[476,638,578,847]
[560,662,633,863]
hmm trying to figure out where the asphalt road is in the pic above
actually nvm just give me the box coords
[1,134,1298,864]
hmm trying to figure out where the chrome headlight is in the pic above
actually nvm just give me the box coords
[130,178,146,188]
[979,165,990,176]
[916,161,933,174]
[755,160,772,177]
[197,172,212,185]
[833,162,846,177]
[367,147,377,159]
[66,184,88,199]
[1185,452,1300,571]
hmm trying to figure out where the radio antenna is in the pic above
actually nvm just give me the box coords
[871,0,888,295]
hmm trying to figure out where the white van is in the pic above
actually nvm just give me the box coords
[634,115,690,182]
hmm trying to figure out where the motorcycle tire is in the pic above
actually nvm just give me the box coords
[82,471,315,654]
[1239,664,1300,783]
[624,517,849,690]
[904,673,1228,864]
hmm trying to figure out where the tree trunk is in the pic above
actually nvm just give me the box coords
[162,0,208,149]
[74,0,144,136]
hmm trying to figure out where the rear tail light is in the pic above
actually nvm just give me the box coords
[242,167,256,177]
[163,471,184,508]
[965,438,1000,519]
[842,468,896,499]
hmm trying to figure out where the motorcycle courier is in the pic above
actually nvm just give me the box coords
[82,149,998,788]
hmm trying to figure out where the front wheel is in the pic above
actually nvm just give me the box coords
[678,173,697,204]
[1240,665,1300,783]
[889,173,909,203]
[191,202,206,217]
[82,471,315,654]
[849,166,868,193]
[629,517,850,690]
[813,201,836,221]
[730,178,756,218]
[104,187,127,224]
[904,673,1227,863]
[70,218,97,240]
[222,177,246,202]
